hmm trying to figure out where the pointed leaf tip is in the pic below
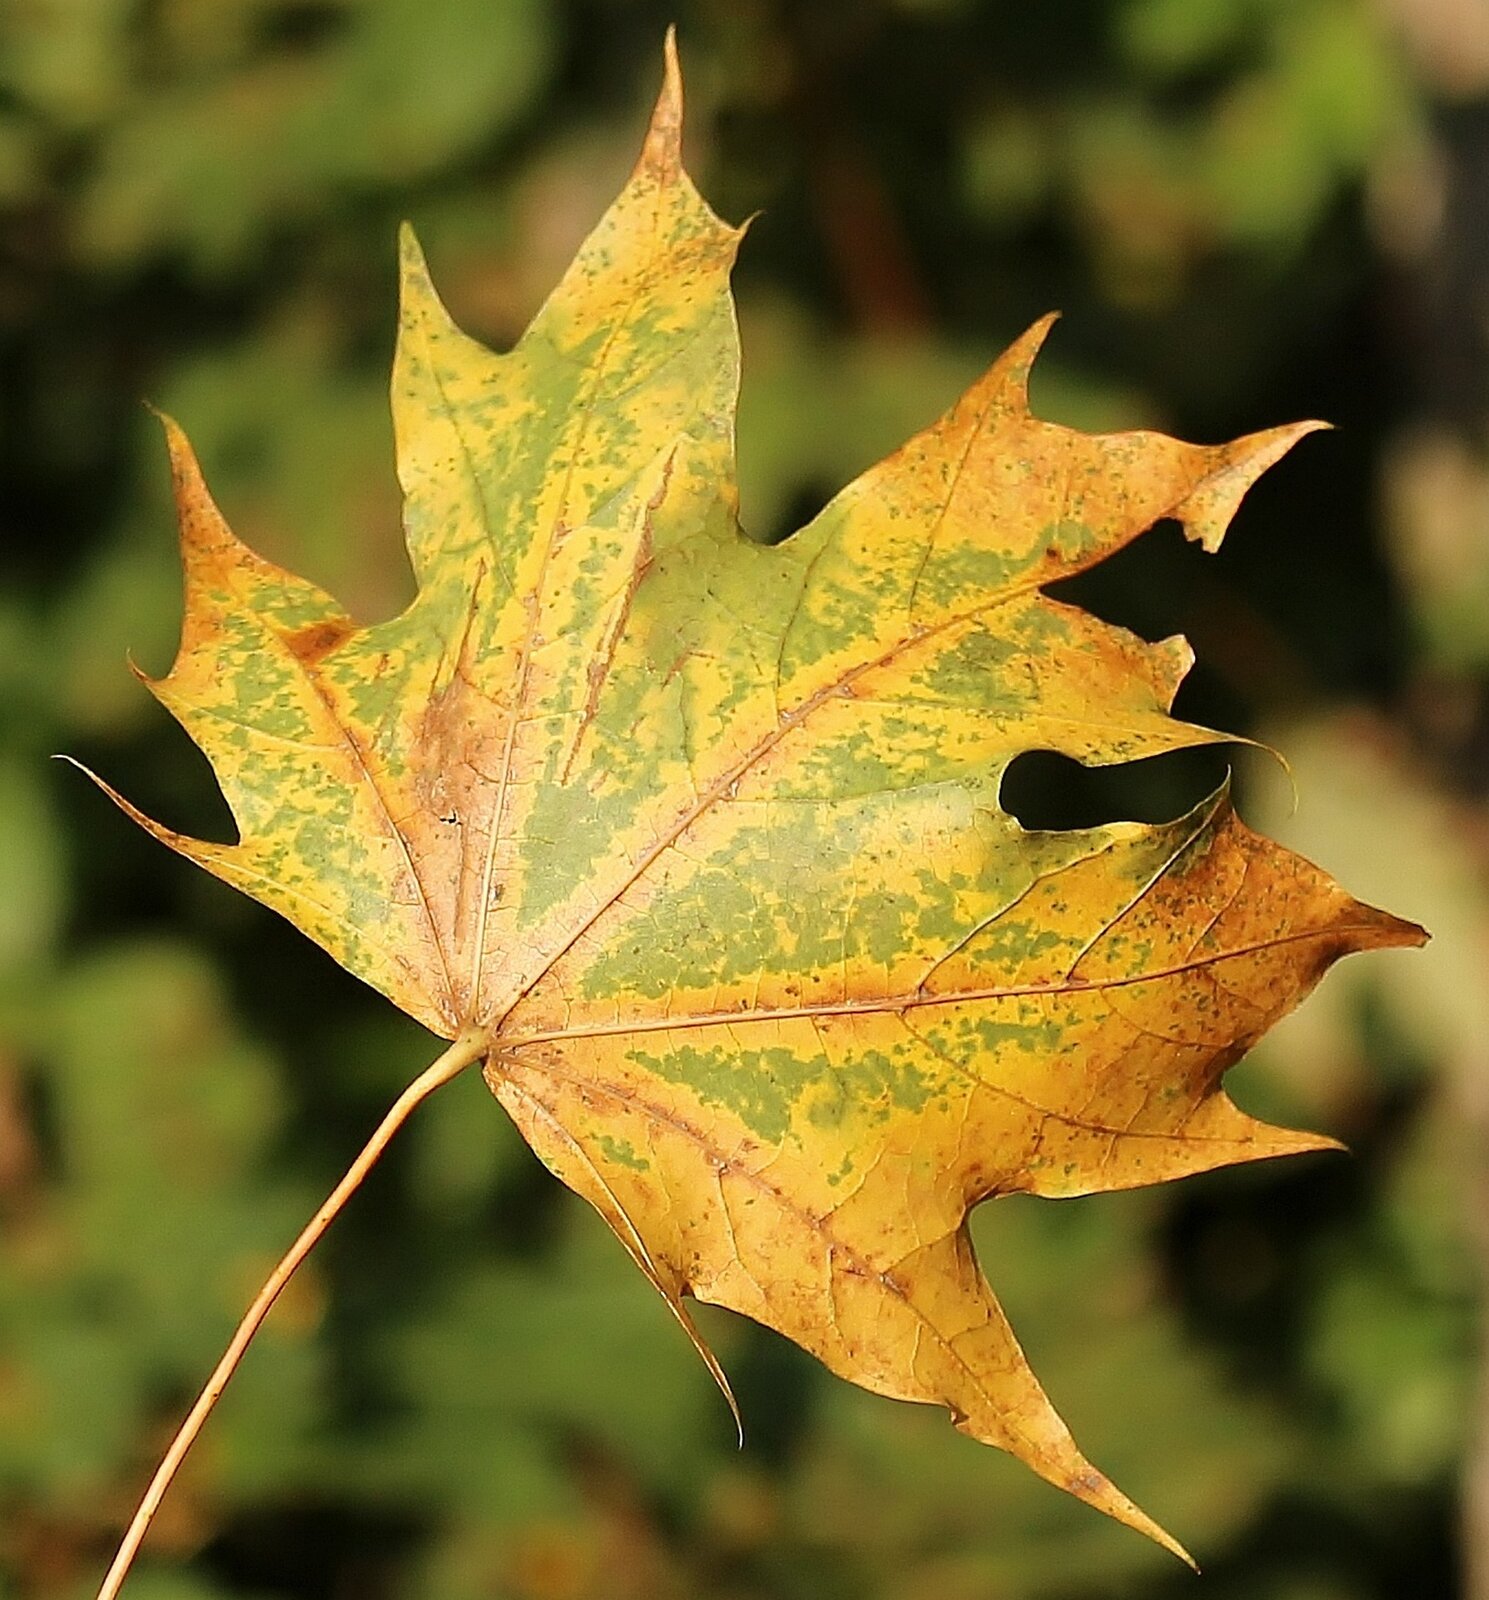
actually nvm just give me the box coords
[1032,1446,1194,1568]
[1179,418,1330,553]
[394,221,463,375]
[1112,1494,1196,1571]
[150,406,197,486]
[1358,902,1430,951]
[984,310,1061,412]
[640,27,685,182]
[151,409,230,564]
[54,752,198,861]
[396,221,439,308]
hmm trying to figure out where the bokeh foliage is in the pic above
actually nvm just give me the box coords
[0,2,1483,1597]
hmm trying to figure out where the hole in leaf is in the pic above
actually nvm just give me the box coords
[998,744,1233,833]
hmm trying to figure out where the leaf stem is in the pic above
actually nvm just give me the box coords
[93,1027,489,1600]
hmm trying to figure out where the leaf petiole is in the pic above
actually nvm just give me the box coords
[94,1027,489,1600]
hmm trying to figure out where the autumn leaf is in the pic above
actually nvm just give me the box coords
[79,32,1424,1588]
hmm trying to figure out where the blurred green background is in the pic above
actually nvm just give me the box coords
[2,1,1487,1597]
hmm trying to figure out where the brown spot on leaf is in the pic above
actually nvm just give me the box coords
[283,618,354,666]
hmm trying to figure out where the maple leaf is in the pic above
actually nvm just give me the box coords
[78,33,1424,1592]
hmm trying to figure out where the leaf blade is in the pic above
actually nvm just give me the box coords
[88,36,1427,1562]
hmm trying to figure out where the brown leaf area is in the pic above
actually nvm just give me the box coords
[88,34,1426,1569]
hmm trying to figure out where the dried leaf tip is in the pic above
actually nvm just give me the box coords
[973,311,1061,416]
[639,26,685,183]
[1106,1484,1196,1571]
[1033,1441,1195,1568]
[144,405,200,498]
[147,408,249,605]
[1177,418,1331,554]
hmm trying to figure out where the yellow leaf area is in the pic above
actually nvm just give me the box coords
[92,38,1423,1561]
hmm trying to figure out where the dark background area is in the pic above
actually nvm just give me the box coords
[1,2,1487,1597]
